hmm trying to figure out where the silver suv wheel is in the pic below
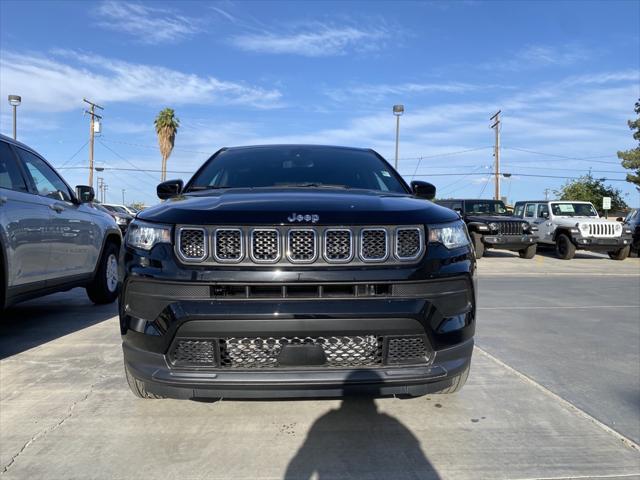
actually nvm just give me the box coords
[106,254,118,293]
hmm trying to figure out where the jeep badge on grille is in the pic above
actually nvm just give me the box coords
[287,213,320,223]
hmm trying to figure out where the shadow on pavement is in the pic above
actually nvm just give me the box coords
[284,371,439,480]
[0,288,117,359]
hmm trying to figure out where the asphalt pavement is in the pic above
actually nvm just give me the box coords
[1,251,639,479]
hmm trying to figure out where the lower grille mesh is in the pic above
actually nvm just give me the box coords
[219,336,384,368]
[169,335,431,369]
[171,340,216,366]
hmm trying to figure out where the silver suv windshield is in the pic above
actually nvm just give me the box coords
[551,202,598,217]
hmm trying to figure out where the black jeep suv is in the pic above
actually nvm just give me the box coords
[119,145,476,400]
[436,199,537,259]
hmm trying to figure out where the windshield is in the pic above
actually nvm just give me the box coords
[464,200,508,215]
[551,202,598,217]
[187,146,407,193]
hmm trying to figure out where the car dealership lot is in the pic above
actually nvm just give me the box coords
[1,252,639,479]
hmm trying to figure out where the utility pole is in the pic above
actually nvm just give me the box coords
[122,189,126,205]
[490,110,501,201]
[83,99,103,191]
[544,188,550,201]
[102,183,108,203]
[97,177,104,203]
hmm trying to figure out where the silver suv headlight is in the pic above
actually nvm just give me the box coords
[428,221,470,249]
[126,220,172,251]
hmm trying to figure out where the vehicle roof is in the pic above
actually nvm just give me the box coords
[0,133,39,155]
[516,199,593,204]
[222,144,372,153]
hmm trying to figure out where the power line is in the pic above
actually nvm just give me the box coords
[410,172,629,182]
[56,166,193,174]
[399,146,492,161]
[100,137,211,155]
[503,146,621,165]
[56,140,90,169]
[97,139,161,181]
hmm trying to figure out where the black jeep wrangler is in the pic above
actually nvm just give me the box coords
[435,199,537,259]
[119,145,476,400]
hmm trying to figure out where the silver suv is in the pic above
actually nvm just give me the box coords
[513,200,633,260]
[0,134,122,310]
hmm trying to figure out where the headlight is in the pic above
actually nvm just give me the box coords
[579,223,589,232]
[428,221,470,249]
[521,222,529,230]
[614,223,622,233]
[488,222,498,231]
[115,216,128,225]
[126,220,171,251]
[477,224,489,231]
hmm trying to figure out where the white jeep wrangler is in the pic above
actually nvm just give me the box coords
[513,200,633,260]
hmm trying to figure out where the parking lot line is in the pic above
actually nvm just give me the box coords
[475,346,640,453]
[479,305,640,310]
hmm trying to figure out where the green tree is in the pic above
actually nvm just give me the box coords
[129,201,146,211]
[554,173,627,213]
[154,108,180,182]
[617,99,640,186]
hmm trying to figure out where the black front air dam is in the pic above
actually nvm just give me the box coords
[122,338,473,399]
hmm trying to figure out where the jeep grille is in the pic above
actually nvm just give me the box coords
[214,229,242,262]
[251,229,280,262]
[287,229,317,262]
[360,229,388,261]
[396,228,422,259]
[495,221,523,235]
[174,225,426,265]
[586,223,617,238]
[324,229,352,262]
[178,228,207,260]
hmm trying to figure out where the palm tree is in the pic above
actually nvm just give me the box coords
[154,108,180,182]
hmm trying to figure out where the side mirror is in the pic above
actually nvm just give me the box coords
[75,185,95,203]
[410,180,436,200]
[616,217,623,222]
[157,179,184,200]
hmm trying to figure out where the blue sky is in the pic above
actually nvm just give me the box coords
[0,0,639,207]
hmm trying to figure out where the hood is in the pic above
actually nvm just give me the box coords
[553,216,605,227]
[465,214,522,223]
[138,189,459,225]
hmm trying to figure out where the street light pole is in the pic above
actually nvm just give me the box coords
[8,95,21,140]
[393,104,404,171]
[122,189,126,205]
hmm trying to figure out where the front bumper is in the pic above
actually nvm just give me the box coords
[570,234,633,250]
[124,338,473,399]
[119,243,476,399]
[482,234,537,250]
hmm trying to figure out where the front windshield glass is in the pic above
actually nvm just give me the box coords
[551,202,598,217]
[187,146,407,193]
[464,200,508,215]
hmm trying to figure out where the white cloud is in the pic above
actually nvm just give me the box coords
[230,23,388,57]
[324,82,484,103]
[483,44,592,71]
[0,50,283,113]
[94,1,202,44]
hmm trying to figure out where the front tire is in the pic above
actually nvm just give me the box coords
[555,234,576,260]
[433,363,470,394]
[471,232,484,259]
[608,245,630,261]
[518,243,537,259]
[86,242,119,304]
[124,363,164,399]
